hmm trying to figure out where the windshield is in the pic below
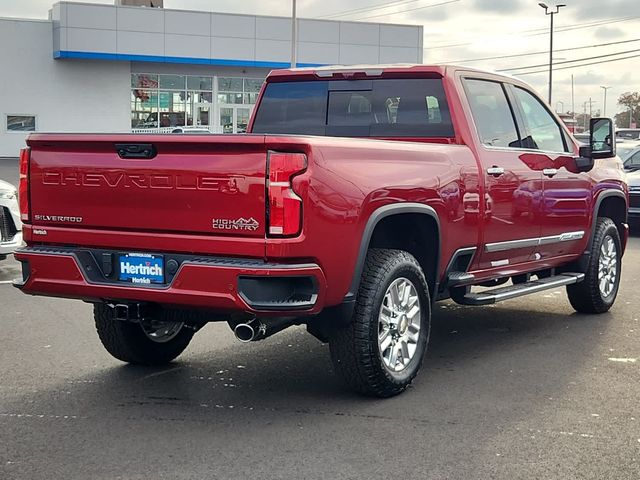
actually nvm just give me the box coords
[618,145,635,159]
[251,78,454,138]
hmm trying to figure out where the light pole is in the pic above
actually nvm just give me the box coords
[539,3,566,105]
[600,85,611,117]
[291,0,297,68]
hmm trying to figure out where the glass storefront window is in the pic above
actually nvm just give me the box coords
[130,74,262,132]
[244,79,263,93]
[244,93,259,104]
[236,108,251,133]
[130,89,158,129]
[159,74,186,90]
[220,107,233,133]
[131,73,158,89]
[158,91,186,128]
[187,76,213,90]
[219,77,243,92]
[218,93,244,104]
[191,91,212,103]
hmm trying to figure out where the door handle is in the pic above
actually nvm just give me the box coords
[542,168,558,178]
[487,166,505,177]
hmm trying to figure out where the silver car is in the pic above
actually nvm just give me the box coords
[0,179,23,260]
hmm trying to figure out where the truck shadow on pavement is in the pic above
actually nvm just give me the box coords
[3,298,610,418]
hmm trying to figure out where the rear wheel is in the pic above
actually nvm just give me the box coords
[329,249,430,397]
[566,217,621,314]
[94,304,195,365]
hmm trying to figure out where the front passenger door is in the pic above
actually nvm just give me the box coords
[508,85,592,260]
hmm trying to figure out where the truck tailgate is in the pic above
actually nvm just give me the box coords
[27,134,267,237]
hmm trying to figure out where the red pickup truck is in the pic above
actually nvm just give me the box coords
[15,65,627,397]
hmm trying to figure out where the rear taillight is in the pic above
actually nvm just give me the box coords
[18,147,30,222]
[267,151,307,236]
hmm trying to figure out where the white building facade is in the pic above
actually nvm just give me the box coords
[0,1,423,157]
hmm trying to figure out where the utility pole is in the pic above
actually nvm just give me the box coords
[539,3,566,104]
[600,85,611,117]
[571,74,575,121]
[583,98,597,130]
[291,0,297,68]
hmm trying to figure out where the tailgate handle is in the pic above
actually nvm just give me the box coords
[115,144,157,159]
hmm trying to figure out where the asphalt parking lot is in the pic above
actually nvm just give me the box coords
[1,158,639,479]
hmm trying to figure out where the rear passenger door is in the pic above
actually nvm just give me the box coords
[463,78,543,271]
[508,85,592,260]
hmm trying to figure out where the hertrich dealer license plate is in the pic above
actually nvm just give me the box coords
[118,253,164,284]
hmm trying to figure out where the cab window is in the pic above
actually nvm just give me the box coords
[464,79,520,148]
[512,87,569,153]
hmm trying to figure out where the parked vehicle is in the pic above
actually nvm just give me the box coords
[170,126,211,134]
[14,65,627,397]
[573,132,590,145]
[619,144,640,171]
[627,170,640,223]
[0,179,23,261]
[616,128,640,141]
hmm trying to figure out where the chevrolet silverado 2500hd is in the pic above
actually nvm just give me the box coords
[15,65,627,397]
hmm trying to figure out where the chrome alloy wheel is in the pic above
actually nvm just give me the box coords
[378,277,421,372]
[598,234,618,298]
[140,319,184,343]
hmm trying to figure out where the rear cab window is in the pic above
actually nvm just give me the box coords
[251,78,454,138]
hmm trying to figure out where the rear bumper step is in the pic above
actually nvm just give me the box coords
[459,272,585,306]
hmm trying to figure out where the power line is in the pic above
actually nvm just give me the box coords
[499,48,640,72]
[522,15,639,38]
[442,37,640,64]
[429,15,640,50]
[512,52,640,76]
[352,0,459,21]
[317,0,429,19]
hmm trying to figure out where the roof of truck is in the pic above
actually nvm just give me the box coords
[266,64,510,81]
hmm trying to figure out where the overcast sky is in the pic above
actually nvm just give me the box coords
[2,0,638,116]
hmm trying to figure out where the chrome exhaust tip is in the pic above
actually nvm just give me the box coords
[234,322,258,342]
[232,317,291,342]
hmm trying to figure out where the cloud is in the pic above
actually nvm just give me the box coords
[567,0,639,20]
[471,0,527,13]
[594,26,625,39]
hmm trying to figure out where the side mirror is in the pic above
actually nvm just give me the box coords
[589,117,616,159]
[572,118,616,173]
[574,146,594,173]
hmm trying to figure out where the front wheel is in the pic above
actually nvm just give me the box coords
[94,304,195,365]
[329,249,431,398]
[566,217,622,314]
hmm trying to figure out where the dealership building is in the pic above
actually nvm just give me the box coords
[0,0,423,157]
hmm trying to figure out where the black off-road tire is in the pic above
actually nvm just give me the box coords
[94,304,195,365]
[566,217,622,314]
[329,249,431,398]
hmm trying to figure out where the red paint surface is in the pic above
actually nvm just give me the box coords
[17,65,628,313]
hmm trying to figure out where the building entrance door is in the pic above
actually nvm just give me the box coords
[219,105,252,134]
[194,103,211,130]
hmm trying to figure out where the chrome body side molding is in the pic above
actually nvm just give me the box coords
[485,231,585,253]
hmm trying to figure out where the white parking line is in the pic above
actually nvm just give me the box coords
[0,280,15,284]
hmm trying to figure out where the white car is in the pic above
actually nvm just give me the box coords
[0,179,23,260]
[170,126,212,134]
[619,143,640,170]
